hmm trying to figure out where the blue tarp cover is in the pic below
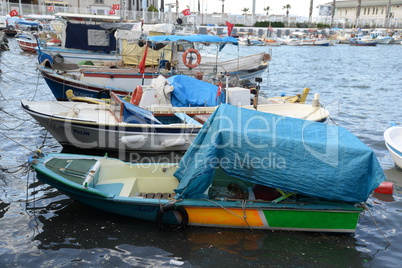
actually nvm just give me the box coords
[167,75,225,107]
[122,99,162,124]
[16,19,39,26]
[173,104,386,202]
[65,22,116,52]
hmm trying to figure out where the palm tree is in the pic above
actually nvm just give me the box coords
[219,0,225,14]
[242,8,250,15]
[355,0,361,27]
[283,4,291,18]
[331,0,336,26]
[264,6,270,16]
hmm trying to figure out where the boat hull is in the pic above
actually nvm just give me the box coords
[384,126,402,169]
[32,153,363,233]
[16,38,37,52]
[21,101,199,152]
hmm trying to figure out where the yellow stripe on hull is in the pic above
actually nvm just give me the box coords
[185,207,264,227]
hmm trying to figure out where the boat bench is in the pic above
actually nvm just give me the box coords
[96,178,137,197]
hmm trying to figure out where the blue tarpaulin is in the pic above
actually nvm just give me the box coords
[167,75,225,107]
[65,22,116,52]
[122,99,162,124]
[173,104,386,202]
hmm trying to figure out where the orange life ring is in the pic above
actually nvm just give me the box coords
[182,48,201,69]
[130,85,143,105]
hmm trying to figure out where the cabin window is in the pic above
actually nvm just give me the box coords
[364,8,366,15]
[95,0,104,3]
[382,8,384,14]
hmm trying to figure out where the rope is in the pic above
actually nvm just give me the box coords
[202,198,252,230]
[364,203,392,246]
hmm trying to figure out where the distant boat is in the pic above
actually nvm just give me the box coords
[29,104,386,233]
[384,124,402,169]
[349,37,378,46]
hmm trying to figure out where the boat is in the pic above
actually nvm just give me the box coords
[16,36,38,52]
[262,38,283,46]
[370,29,394,44]
[36,13,122,64]
[21,91,206,153]
[312,39,331,46]
[21,75,329,152]
[28,104,386,233]
[384,124,402,169]
[349,37,378,46]
[37,34,270,101]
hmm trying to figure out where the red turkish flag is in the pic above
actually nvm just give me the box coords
[112,4,120,10]
[109,9,116,15]
[47,6,54,12]
[9,10,18,17]
[182,9,191,16]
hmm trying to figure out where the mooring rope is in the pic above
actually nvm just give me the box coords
[364,203,392,246]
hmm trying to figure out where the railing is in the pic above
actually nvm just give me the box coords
[1,2,401,28]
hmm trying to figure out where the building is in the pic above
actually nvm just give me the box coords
[319,0,402,27]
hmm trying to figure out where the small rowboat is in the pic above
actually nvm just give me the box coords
[384,124,402,169]
[29,105,385,233]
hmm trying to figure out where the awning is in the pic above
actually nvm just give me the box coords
[44,1,69,5]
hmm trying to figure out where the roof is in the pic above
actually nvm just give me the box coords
[54,12,121,22]
[323,0,402,8]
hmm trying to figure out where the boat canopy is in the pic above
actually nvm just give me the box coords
[146,34,239,45]
[173,104,386,202]
[167,75,225,107]
[65,22,117,52]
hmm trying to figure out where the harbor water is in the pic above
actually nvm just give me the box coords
[1,38,402,267]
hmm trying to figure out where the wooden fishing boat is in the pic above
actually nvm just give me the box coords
[16,37,38,52]
[21,92,205,153]
[29,105,386,233]
[21,79,328,153]
[384,124,402,169]
[37,34,270,100]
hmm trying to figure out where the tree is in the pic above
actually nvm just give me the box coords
[242,8,250,15]
[264,6,270,16]
[283,4,291,17]
[219,0,225,14]
[308,0,313,24]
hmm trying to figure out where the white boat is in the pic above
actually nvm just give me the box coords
[384,124,402,169]
[21,75,329,152]
[312,39,331,46]
[370,29,394,44]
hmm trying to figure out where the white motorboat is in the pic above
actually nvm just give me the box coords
[384,124,402,169]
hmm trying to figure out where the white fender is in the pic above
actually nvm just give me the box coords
[161,138,187,147]
[120,135,147,144]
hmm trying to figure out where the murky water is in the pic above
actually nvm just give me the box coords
[1,38,401,267]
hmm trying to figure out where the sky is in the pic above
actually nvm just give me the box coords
[164,0,331,18]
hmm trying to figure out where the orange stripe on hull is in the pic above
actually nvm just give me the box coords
[186,207,264,227]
